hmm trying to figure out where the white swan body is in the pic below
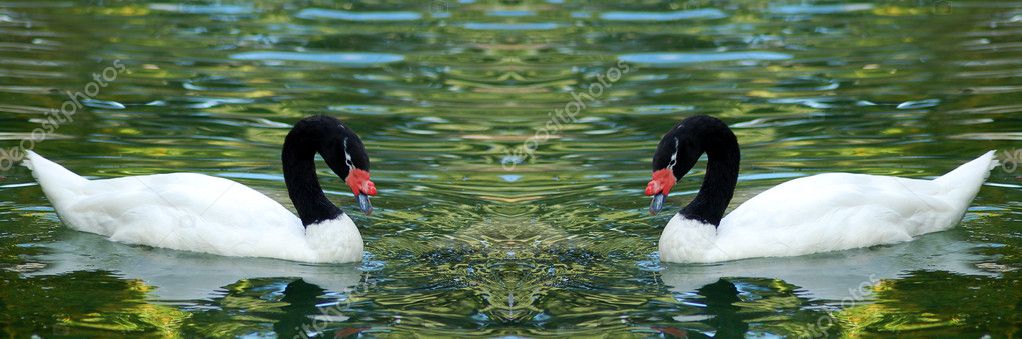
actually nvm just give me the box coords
[659,151,997,263]
[23,151,363,263]
[22,115,376,263]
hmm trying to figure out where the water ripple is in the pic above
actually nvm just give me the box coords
[600,8,728,21]
[295,8,422,21]
[230,51,405,66]
[619,51,793,66]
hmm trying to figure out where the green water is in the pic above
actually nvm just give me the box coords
[1,0,1021,337]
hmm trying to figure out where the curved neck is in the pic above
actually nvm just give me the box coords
[282,129,342,227]
[680,126,740,226]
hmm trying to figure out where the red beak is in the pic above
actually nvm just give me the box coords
[346,168,376,196]
[647,169,675,215]
[646,168,676,196]
[346,168,376,215]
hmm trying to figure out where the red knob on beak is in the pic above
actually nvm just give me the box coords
[346,168,376,215]
[647,169,676,215]
[646,169,676,196]
[346,168,376,196]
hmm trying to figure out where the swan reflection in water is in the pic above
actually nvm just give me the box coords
[19,215,999,336]
[23,230,368,301]
[651,231,998,336]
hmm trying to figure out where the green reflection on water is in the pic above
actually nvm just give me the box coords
[1,0,1021,337]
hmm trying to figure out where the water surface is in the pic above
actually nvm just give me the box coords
[1,0,1021,337]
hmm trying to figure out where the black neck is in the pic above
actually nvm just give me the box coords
[282,126,343,227]
[680,124,740,226]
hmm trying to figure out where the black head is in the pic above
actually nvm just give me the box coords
[284,115,376,223]
[647,115,738,217]
[290,115,370,178]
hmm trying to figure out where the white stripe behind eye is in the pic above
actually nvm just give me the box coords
[343,137,355,169]
[668,137,678,170]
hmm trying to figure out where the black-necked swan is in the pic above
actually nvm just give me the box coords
[22,115,376,263]
[646,115,997,263]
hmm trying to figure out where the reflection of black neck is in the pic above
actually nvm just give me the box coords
[282,124,342,227]
[274,279,327,337]
[681,122,740,226]
[697,279,748,337]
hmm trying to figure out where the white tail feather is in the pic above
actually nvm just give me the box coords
[22,151,88,204]
[935,151,997,183]
[934,151,996,208]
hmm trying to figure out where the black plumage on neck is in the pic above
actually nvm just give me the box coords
[656,115,741,226]
[281,116,367,227]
